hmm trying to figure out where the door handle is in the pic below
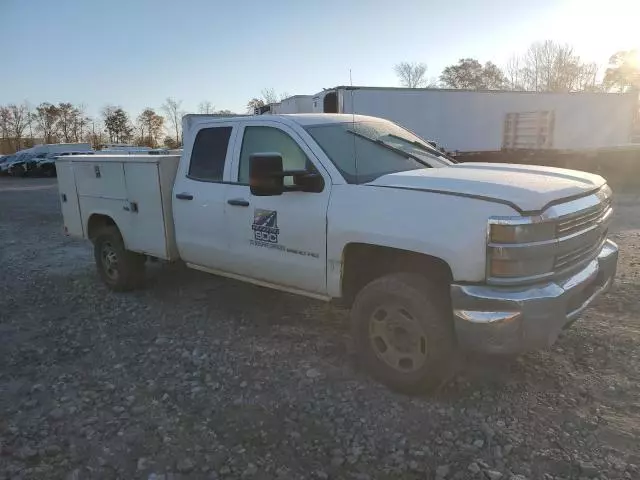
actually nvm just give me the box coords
[175,192,194,200]
[227,198,250,207]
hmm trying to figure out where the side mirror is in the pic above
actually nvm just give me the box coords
[249,153,284,196]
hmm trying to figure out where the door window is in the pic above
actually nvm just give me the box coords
[188,126,232,181]
[238,126,309,185]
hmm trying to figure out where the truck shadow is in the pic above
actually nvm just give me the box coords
[145,261,327,321]
[143,262,563,395]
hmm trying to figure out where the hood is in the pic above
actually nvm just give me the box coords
[368,163,606,213]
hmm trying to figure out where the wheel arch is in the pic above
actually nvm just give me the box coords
[340,242,453,306]
[86,213,121,242]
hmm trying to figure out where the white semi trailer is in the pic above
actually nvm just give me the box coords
[269,95,314,114]
[265,87,639,153]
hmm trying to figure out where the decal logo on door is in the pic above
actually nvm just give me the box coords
[252,209,280,244]
[249,208,319,258]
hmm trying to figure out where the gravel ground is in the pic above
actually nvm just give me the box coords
[1,177,639,480]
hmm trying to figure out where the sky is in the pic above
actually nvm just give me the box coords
[1,0,639,119]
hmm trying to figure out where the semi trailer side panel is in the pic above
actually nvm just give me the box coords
[336,88,637,152]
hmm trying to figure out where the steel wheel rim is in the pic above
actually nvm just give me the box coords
[101,242,119,281]
[368,304,428,372]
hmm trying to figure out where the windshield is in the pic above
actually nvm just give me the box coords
[304,120,452,184]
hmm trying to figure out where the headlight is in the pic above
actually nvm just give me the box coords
[489,222,555,244]
[487,217,556,281]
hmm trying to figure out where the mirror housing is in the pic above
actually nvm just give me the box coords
[292,172,324,193]
[249,153,284,196]
[249,152,325,196]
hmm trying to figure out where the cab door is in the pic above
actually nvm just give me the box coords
[223,120,331,295]
[172,121,238,271]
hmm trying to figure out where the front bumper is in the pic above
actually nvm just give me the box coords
[450,239,618,354]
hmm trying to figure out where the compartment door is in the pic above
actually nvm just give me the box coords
[56,161,84,237]
[123,162,170,258]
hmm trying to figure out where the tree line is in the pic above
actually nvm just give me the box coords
[244,42,638,113]
[0,98,233,154]
[394,41,639,93]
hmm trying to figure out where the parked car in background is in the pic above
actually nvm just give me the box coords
[148,148,170,155]
[1,154,19,175]
[6,152,37,177]
[36,151,94,177]
[2,144,93,177]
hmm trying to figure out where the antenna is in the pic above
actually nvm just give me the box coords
[350,69,358,184]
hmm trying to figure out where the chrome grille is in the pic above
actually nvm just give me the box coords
[553,200,612,273]
[556,200,610,237]
[554,235,607,270]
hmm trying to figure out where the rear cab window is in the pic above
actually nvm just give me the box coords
[188,126,233,182]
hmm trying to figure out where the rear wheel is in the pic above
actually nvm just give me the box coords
[93,226,145,291]
[351,273,456,393]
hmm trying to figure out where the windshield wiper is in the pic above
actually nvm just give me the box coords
[386,133,458,163]
[346,129,431,167]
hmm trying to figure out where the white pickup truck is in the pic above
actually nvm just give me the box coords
[56,113,618,392]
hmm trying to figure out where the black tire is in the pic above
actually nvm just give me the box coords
[351,273,456,393]
[93,226,146,291]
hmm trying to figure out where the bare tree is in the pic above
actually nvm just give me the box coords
[162,97,184,146]
[56,103,79,142]
[68,104,90,143]
[426,76,440,88]
[34,103,60,143]
[246,89,289,113]
[505,54,523,90]
[0,106,12,150]
[506,41,603,92]
[198,101,215,114]
[86,120,106,149]
[261,88,280,104]
[8,103,30,150]
[394,62,428,88]
[26,105,35,146]
[576,62,600,92]
[520,40,592,92]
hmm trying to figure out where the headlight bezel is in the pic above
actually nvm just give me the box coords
[486,216,557,283]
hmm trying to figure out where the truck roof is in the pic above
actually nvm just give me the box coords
[275,113,379,125]
[183,113,380,129]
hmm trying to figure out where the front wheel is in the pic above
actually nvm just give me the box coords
[351,273,456,393]
[93,226,146,291]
